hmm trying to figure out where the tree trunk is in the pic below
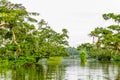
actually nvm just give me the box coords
[12,30,21,58]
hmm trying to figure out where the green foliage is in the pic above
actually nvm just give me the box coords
[112,55,120,61]
[80,51,87,62]
[0,0,69,64]
[47,57,63,65]
[83,13,120,61]
[103,13,120,23]
[0,60,9,67]
[66,47,79,55]
[79,51,87,67]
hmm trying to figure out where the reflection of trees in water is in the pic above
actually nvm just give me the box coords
[0,64,45,80]
[45,59,66,80]
[116,64,120,80]
[0,66,9,79]
[116,73,120,80]
[46,65,65,80]
[0,60,66,80]
[11,64,45,80]
[88,62,120,80]
[0,60,120,80]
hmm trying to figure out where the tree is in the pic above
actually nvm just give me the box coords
[0,0,40,61]
[66,47,79,55]
[86,13,120,61]
[0,0,69,63]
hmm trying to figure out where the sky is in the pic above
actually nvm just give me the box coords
[10,0,120,47]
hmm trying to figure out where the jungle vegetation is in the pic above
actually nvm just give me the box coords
[66,47,79,56]
[0,0,69,64]
[0,0,120,65]
[77,13,120,61]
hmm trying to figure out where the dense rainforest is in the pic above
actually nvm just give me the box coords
[77,13,120,61]
[0,0,120,66]
[0,0,69,64]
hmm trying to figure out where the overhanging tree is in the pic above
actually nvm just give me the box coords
[0,0,69,63]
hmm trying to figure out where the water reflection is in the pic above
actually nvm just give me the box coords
[0,59,120,80]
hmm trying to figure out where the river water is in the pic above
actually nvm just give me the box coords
[0,59,120,80]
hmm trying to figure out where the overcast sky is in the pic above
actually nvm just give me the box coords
[10,0,120,47]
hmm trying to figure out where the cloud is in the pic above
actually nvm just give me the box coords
[10,0,120,47]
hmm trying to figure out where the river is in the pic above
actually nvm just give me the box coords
[0,58,120,80]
